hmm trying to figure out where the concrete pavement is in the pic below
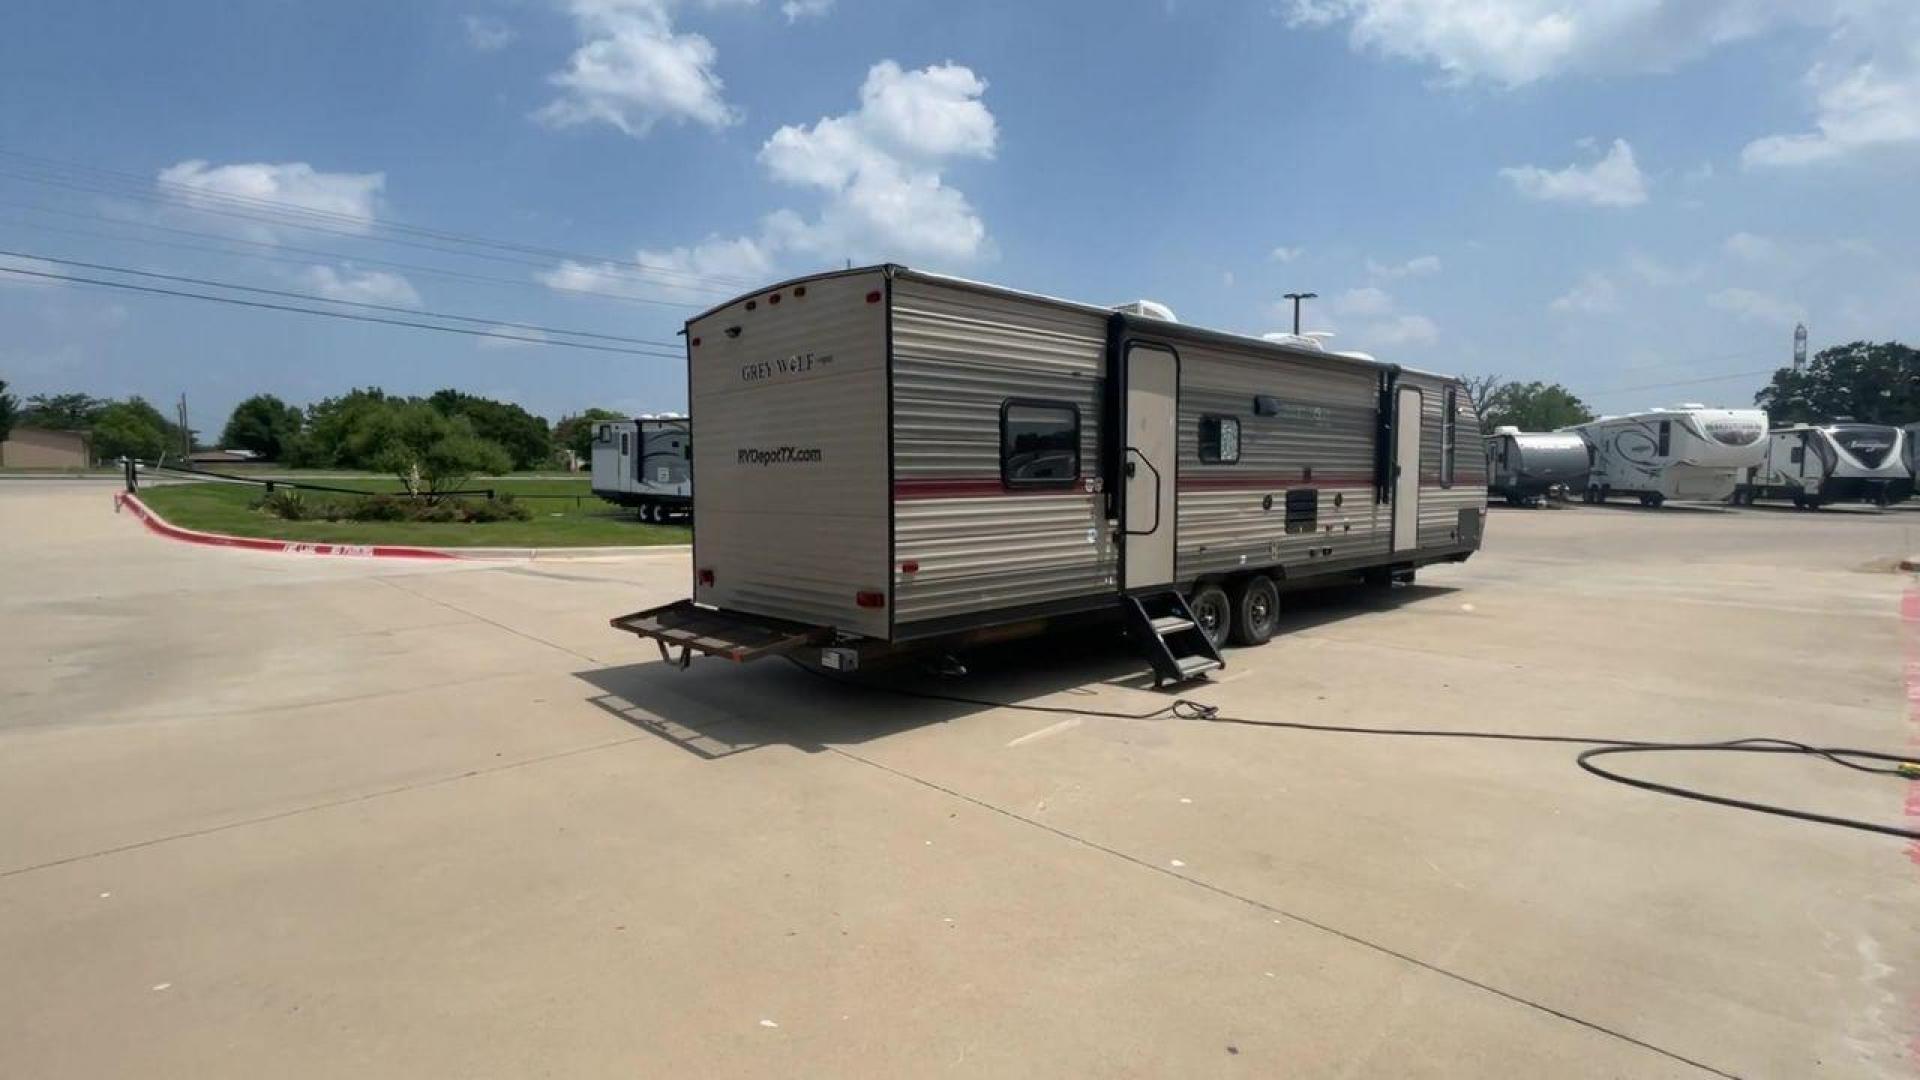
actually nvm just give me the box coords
[1,484,1916,1078]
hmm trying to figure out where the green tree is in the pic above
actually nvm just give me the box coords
[0,380,17,444]
[1482,381,1594,431]
[1754,341,1920,425]
[19,392,108,430]
[221,393,304,460]
[553,407,626,461]
[371,403,512,497]
[91,397,173,462]
[291,387,394,468]
[427,389,551,470]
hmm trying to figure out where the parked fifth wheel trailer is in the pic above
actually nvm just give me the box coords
[1484,426,1589,507]
[1733,423,1912,507]
[609,266,1486,686]
[1565,405,1767,507]
[590,416,691,522]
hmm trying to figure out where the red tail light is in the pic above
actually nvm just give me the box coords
[899,560,919,573]
[769,292,781,304]
[690,337,701,347]
[865,290,882,304]
[698,569,715,586]
[855,590,886,609]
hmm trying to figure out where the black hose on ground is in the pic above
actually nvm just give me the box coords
[787,660,1920,841]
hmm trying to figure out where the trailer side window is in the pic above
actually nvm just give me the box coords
[1657,420,1671,456]
[597,424,612,443]
[1199,415,1240,464]
[1000,400,1080,486]
[1440,388,1458,487]
[620,433,629,457]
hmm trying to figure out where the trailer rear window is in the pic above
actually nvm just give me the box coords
[1199,415,1240,464]
[1001,400,1080,486]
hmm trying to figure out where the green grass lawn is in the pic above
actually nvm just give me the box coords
[139,478,689,548]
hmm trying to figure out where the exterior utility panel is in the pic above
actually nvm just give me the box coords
[681,266,1485,649]
[1739,423,1912,506]
[1566,406,1767,506]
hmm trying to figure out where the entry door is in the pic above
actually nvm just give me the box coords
[1123,343,1179,591]
[1392,387,1423,552]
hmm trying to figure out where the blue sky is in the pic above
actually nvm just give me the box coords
[2,0,1917,433]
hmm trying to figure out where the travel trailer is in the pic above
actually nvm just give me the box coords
[1734,423,1911,507]
[590,416,691,522]
[1484,427,1588,506]
[1565,405,1768,507]
[610,266,1487,686]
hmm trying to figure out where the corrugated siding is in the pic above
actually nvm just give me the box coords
[890,276,1114,631]
[1175,342,1387,580]
[687,270,890,638]
[1400,371,1486,549]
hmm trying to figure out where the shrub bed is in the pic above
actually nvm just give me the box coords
[250,489,533,524]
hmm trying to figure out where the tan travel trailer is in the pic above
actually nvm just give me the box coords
[612,266,1487,685]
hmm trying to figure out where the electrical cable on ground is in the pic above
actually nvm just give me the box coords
[787,660,1920,840]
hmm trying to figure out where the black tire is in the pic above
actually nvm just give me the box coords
[1188,583,1231,652]
[1227,575,1279,647]
[1646,493,1664,509]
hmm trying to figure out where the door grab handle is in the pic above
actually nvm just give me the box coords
[1124,447,1162,536]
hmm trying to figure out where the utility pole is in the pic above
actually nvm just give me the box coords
[176,394,192,458]
[1282,291,1318,335]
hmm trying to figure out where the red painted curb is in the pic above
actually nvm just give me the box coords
[116,491,463,560]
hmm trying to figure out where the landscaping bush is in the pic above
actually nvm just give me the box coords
[252,489,309,521]
[464,495,533,523]
[349,494,411,522]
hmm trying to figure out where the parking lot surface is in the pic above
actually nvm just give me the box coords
[2,483,1917,1078]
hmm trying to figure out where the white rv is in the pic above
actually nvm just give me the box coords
[1566,405,1767,507]
[1484,427,1588,506]
[610,266,1487,685]
[590,416,691,522]
[1734,423,1911,507]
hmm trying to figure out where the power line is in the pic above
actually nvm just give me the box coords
[0,202,705,310]
[0,264,685,359]
[1591,368,1776,396]
[0,247,682,348]
[0,150,763,294]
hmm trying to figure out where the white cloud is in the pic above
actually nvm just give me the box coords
[1365,313,1440,346]
[1284,2,1920,168]
[1742,32,1920,167]
[463,14,515,51]
[1626,252,1700,287]
[1366,254,1441,279]
[1221,270,1236,288]
[1317,285,1439,349]
[539,59,1000,299]
[540,234,773,305]
[781,0,833,22]
[1550,273,1619,315]
[157,160,385,232]
[1331,285,1394,317]
[1724,231,1781,263]
[1708,286,1806,328]
[1281,1,1801,87]
[300,266,423,307]
[1500,139,1648,207]
[1269,245,1306,263]
[756,60,998,262]
[536,0,740,137]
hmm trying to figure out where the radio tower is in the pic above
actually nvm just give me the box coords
[1792,322,1807,370]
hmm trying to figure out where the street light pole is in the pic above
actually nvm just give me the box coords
[1282,291,1318,335]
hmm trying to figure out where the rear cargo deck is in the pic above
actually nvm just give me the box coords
[610,600,827,664]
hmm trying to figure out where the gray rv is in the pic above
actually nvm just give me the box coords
[613,266,1486,685]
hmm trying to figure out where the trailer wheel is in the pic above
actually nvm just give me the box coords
[1227,575,1279,647]
[1188,583,1231,651]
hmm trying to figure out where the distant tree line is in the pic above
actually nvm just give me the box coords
[1458,374,1595,431]
[1754,341,1918,425]
[4,384,640,485]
